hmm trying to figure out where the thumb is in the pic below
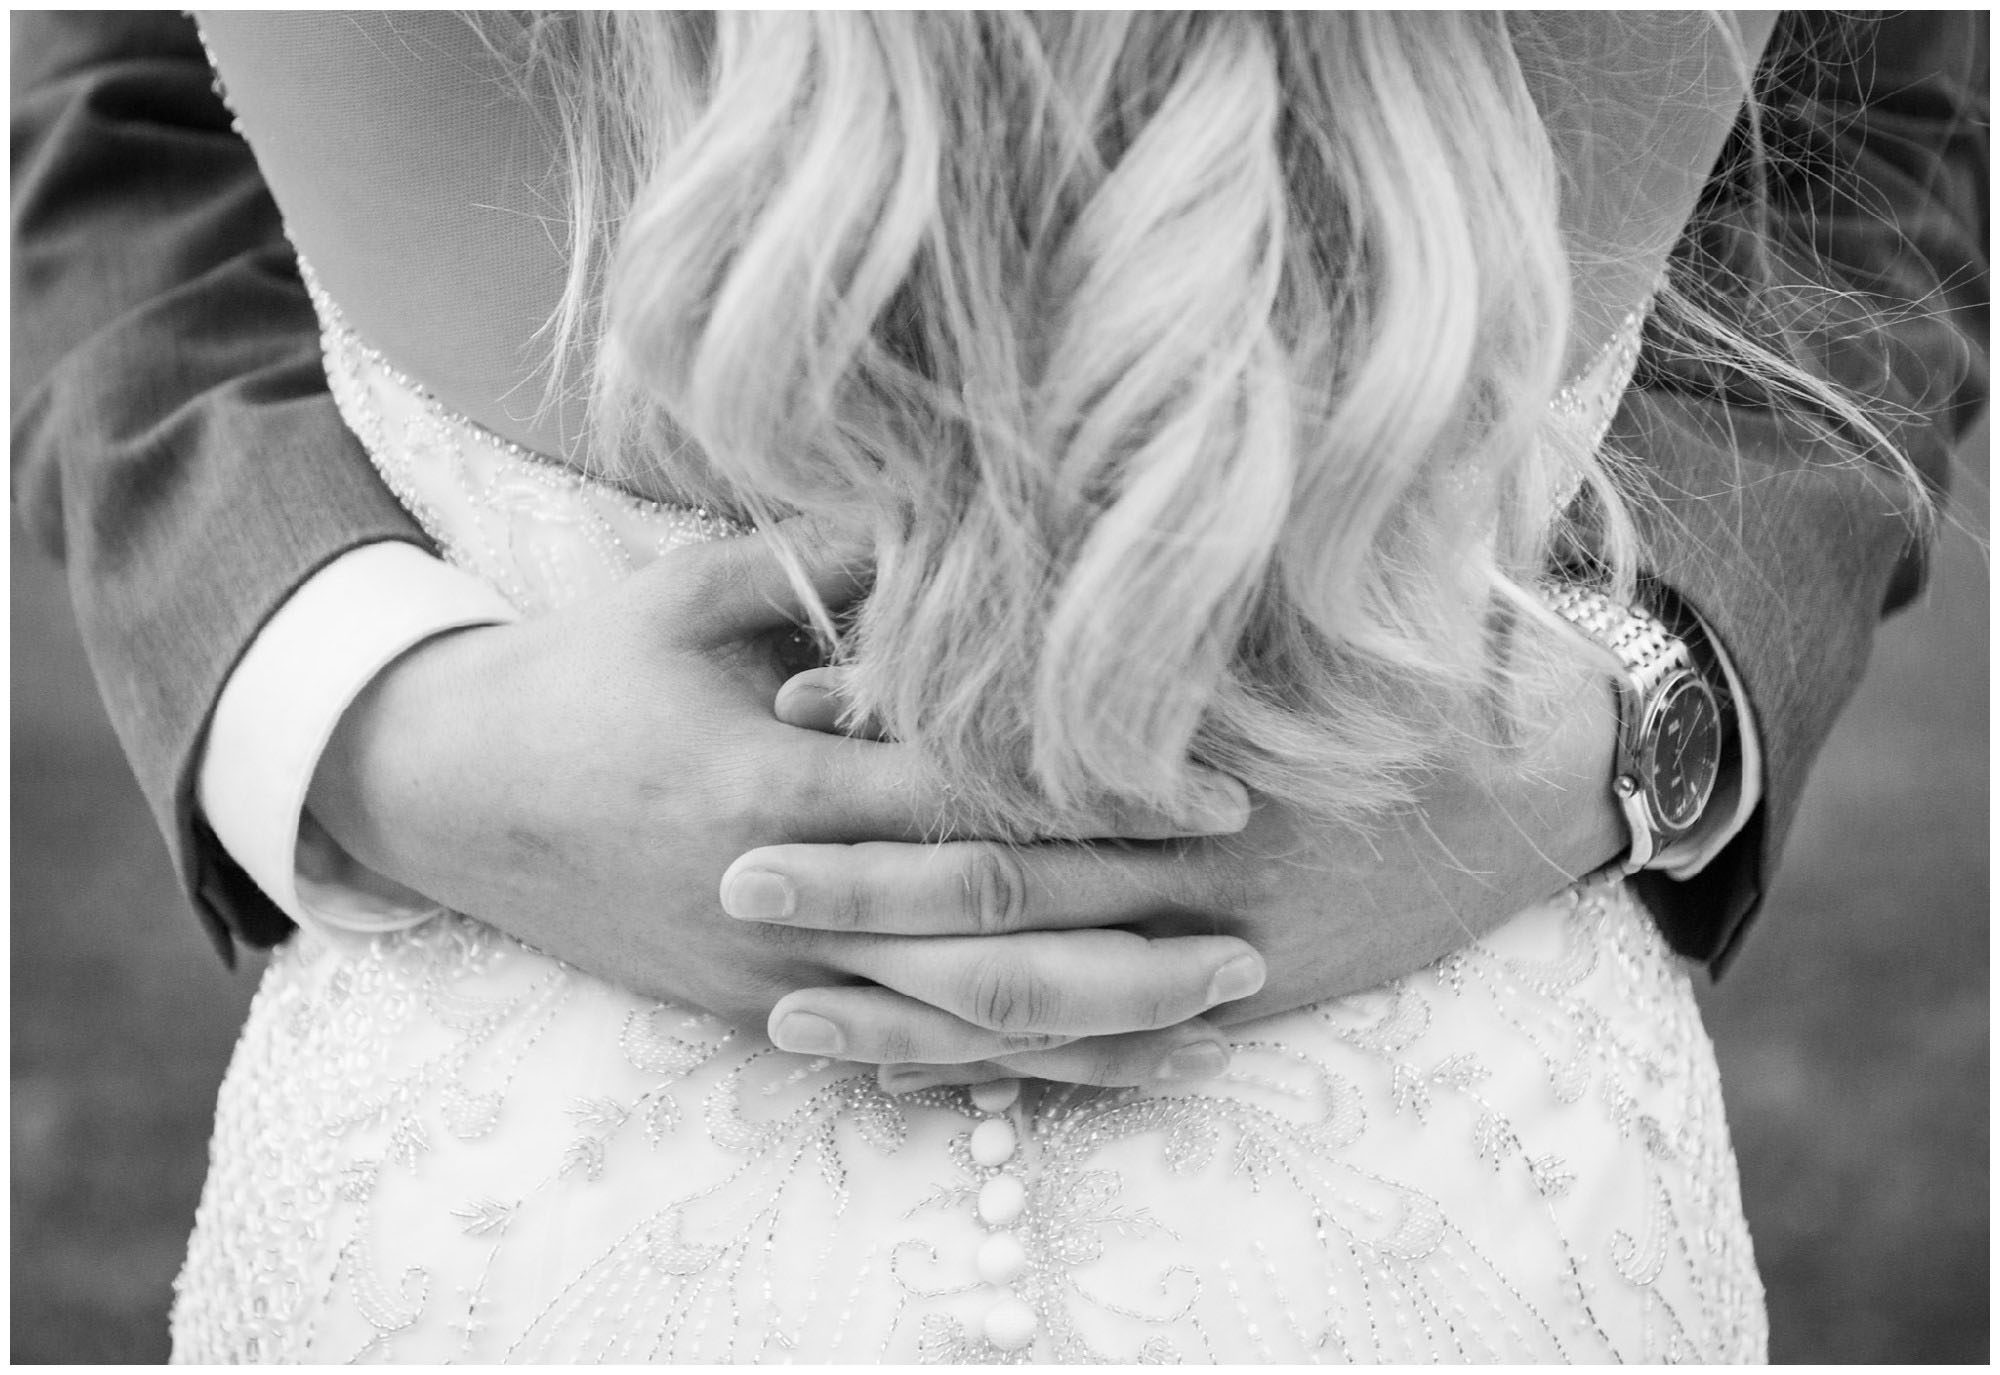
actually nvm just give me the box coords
[643,516,874,644]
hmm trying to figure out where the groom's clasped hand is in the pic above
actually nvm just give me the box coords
[306,523,1620,1088]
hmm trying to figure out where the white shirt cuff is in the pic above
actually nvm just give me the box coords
[197,542,519,947]
[1653,610,1763,879]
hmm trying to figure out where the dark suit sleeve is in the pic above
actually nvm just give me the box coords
[1620,10,1988,971]
[10,11,430,959]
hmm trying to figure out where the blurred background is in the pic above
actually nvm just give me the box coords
[9,427,1988,1361]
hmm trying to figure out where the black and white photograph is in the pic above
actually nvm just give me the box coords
[12,9,1987,1363]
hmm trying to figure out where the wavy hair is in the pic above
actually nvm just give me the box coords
[497,11,1912,837]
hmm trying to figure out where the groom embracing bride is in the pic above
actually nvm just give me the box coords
[13,9,1985,1363]
[16,9,1980,1076]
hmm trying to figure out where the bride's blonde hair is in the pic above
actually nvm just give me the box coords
[507,11,1908,835]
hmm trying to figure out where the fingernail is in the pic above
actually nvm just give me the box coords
[775,679,833,712]
[1206,954,1265,1005]
[722,869,795,922]
[1158,1041,1230,1081]
[773,1011,844,1056]
[794,684,838,713]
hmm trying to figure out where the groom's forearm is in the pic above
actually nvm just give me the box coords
[1617,8,1987,971]
[10,10,429,958]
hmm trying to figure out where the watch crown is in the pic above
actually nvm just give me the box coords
[1612,774,1640,799]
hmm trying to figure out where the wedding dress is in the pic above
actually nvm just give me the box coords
[173,13,1769,1363]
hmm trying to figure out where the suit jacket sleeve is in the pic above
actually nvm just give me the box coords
[10,11,430,959]
[1621,9,1988,972]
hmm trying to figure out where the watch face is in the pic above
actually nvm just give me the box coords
[1642,672,1722,832]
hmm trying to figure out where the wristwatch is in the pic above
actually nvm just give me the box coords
[1539,583,1726,874]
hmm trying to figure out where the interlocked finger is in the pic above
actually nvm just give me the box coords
[762,663,1253,841]
[721,839,1222,934]
[766,985,1076,1065]
[834,929,1265,1038]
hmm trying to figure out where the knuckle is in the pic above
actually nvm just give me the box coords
[649,544,729,623]
[826,884,872,933]
[718,752,794,847]
[959,952,1059,1033]
[863,1019,926,1067]
[802,870,872,933]
[778,746,842,831]
[998,1030,1069,1053]
[958,846,1030,935]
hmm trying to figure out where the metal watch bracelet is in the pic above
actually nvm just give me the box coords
[1538,582,1722,874]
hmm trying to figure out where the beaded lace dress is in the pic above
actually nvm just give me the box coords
[174,13,1770,1363]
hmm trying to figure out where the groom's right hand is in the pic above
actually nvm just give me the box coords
[305,526,1265,1080]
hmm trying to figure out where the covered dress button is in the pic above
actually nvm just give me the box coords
[983,1294,1037,1351]
[976,1230,1028,1285]
[970,1117,1017,1167]
[977,1173,1027,1226]
[969,1078,1021,1113]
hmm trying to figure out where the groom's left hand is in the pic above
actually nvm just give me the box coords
[738,661,1625,1090]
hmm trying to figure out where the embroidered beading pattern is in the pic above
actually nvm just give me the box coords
[1553,304,1651,457]
[177,855,1765,1360]
[169,260,1763,1361]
